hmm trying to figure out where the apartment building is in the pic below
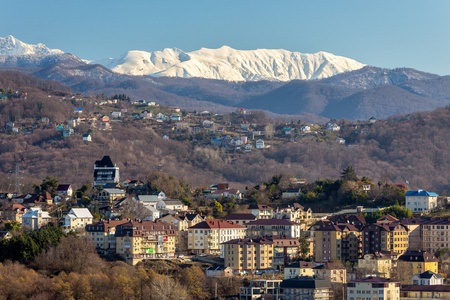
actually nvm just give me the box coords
[313,223,362,262]
[188,220,246,255]
[397,250,438,284]
[347,277,400,300]
[86,219,130,254]
[115,220,176,265]
[246,219,302,238]
[421,218,450,254]
[270,235,301,269]
[224,213,257,226]
[357,253,395,278]
[362,223,409,255]
[249,204,274,219]
[284,261,316,279]
[313,262,347,284]
[405,190,439,213]
[222,237,274,271]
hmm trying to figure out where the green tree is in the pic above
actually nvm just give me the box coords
[213,201,223,214]
[299,233,310,259]
[341,166,358,182]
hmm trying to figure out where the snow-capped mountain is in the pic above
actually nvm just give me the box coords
[0,35,63,56]
[91,46,366,81]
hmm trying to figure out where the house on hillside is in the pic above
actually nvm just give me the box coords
[22,208,52,230]
[255,139,265,149]
[57,184,73,197]
[83,133,92,142]
[326,123,340,131]
[63,208,93,232]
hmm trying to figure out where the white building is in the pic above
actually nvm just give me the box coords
[255,139,265,149]
[63,208,93,232]
[405,190,439,213]
[22,208,51,230]
[411,271,444,285]
[188,220,246,255]
[327,123,340,131]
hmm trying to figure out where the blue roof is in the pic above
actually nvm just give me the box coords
[405,190,439,197]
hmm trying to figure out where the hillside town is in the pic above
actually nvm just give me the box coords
[1,154,450,299]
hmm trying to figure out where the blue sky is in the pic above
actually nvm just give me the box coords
[2,0,450,75]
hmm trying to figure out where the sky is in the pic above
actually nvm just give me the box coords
[2,0,450,75]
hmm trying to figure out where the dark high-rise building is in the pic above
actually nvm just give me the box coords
[94,156,120,187]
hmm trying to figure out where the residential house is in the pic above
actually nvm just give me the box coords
[111,111,121,118]
[300,125,311,133]
[57,184,73,197]
[240,120,250,130]
[326,123,340,131]
[82,133,92,142]
[397,250,438,284]
[63,208,93,232]
[245,219,302,239]
[202,120,214,128]
[222,237,274,271]
[0,231,12,240]
[85,219,130,254]
[313,262,347,284]
[284,261,316,279]
[188,220,246,255]
[281,188,302,199]
[225,213,257,226]
[273,205,312,228]
[281,277,332,300]
[206,189,243,200]
[411,271,444,285]
[255,139,265,149]
[170,114,181,121]
[3,204,27,222]
[21,208,52,230]
[347,277,400,300]
[282,127,292,135]
[115,220,176,265]
[141,110,152,119]
[405,190,439,213]
[14,193,53,208]
[357,253,394,278]
[206,266,233,277]
[97,188,126,204]
[94,156,120,187]
[249,204,274,219]
[160,199,186,211]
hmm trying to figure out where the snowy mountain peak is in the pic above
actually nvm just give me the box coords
[91,46,366,81]
[0,35,63,56]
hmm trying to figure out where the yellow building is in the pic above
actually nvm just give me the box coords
[313,262,347,284]
[363,222,409,255]
[284,261,316,279]
[357,253,394,278]
[222,237,274,271]
[397,251,439,284]
[401,285,450,300]
[421,219,450,254]
[86,219,130,254]
[188,220,246,255]
[347,277,400,300]
[313,223,362,262]
[115,220,176,265]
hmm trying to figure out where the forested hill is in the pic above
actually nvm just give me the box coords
[0,71,449,194]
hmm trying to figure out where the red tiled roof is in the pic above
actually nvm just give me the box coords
[189,220,246,229]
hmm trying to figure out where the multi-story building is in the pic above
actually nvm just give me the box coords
[273,203,313,226]
[401,218,426,250]
[86,219,129,254]
[313,223,362,262]
[246,219,302,238]
[397,250,438,284]
[94,156,120,187]
[224,213,257,226]
[421,218,450,254]
[222,237,274,271]
[115,220,176,265]
[239,280,282,300]
[400,285,450,300]
[284,261,316,279]
[405,190,439,213]
[21,208,52,230]
[362,223,409,255]
[249,204,274,219]
[270,235,301,269]
[63,208,93,232]
[313,262,347,284]
[188,220,246,255]
[357,253,395,278]
[347,277,400,300]
[281,276,333,300]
